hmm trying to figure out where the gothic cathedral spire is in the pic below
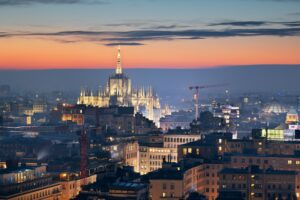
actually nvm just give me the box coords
[116,45,122,74]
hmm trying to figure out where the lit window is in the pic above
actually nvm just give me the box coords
[188,148,192,153]
[288,160,293,165]
[296,161,300,165]
[218,146,222,151]
[162,192,166,197]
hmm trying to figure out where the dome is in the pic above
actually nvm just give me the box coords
[263,102,288,114]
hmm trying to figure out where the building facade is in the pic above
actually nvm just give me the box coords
[77,46,160,124]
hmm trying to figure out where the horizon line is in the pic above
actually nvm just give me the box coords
[0,64,300,71]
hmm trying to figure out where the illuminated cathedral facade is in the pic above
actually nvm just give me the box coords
[77,46,161,124]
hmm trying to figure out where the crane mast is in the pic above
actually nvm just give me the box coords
[189,84,226,121]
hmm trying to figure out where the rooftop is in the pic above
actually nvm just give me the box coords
[180,140,214,147]
[220,167,298,175]
[109,182,147,191]
[149,168,183,180]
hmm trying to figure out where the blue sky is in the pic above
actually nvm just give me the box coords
[1,0,299,31]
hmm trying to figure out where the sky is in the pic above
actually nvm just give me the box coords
[0,0,300,69]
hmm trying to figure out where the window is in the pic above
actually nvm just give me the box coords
[288,160,293,165]
[162,192,166,197]
[256,159,261,164]
[163,183,167,189]
[188,148,192,153]
[170,184,175,190]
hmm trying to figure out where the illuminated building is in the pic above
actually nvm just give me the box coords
[227,153,300,172]
[108,182,148,200]
[161,104,172,116]
[219,166,300,200]
[286,108,299,124]
[163,133,201,149]
[160,110,194,132]
[178,132,233,161]
[213,105,240,130]
[193,163,223,200]
[149,168,184,200]
[263,102,288,114]
[123,133,200,175]
[252,127,300,141]
[123,141,139,172]
[135,142,178,175]
[0,166,46,185]
[148,161,222,200]
[61,104,84,125]
[254,128,285,140]
[0,166,62,200]
[59,172,97,200]
[77,46,161,125]
[61,104,158,134]
[23,102,48,116]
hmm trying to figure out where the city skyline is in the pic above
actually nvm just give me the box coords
[0,0,300,69]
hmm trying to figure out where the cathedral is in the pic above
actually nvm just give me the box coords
[77,46,161,125]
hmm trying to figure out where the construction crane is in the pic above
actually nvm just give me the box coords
[189,84,226,120]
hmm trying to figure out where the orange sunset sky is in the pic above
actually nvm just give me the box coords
[0,0,300,69]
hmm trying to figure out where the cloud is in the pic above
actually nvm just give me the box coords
[288,12,300,16]
[1,26,300,45]
[0,32,8,37]
[0,0,108,6]
[210,21,267,27]
[146,24,191,29]
[210,20,300,27]
[105,42,144,46]
[281,22,300,27]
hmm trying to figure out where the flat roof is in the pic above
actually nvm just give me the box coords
[109,182,147,191]
[149,168,183,180]
[220,167,298,175]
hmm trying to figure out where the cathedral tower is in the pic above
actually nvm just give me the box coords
[116,45,122,75]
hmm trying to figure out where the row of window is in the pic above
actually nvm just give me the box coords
[17,188,59,200]
[232,157,300,165]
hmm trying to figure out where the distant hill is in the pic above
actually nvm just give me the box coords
[0,65,299,100]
